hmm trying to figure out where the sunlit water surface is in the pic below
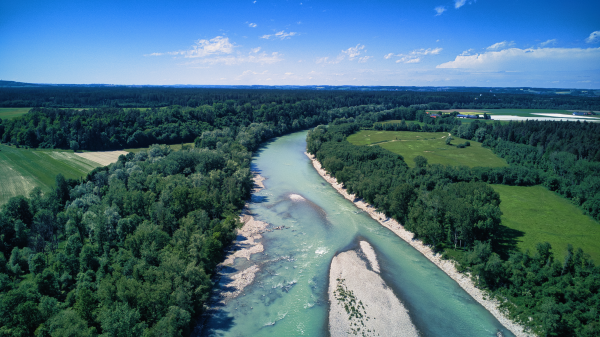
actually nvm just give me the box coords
[200,131,513,337]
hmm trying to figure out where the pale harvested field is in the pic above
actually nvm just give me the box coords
[74,150,129,166]
[0,160,37,206]
[0,145,101,206]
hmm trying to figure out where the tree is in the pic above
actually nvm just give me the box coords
[70,140,79,152]
[414,155,428,168]
[445,135,453,145]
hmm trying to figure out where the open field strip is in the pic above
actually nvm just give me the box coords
[0,145,101,205]
[492,184,600,262]
[0,107,31,120]
[74,150,129,166]
[428,108,600,122]
[347,130,507,168]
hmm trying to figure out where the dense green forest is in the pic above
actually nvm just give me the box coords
[307,120,600,336]
[1,87,599,336]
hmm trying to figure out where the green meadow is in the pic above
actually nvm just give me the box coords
[0,144,100,206]
[347,130,507,168]
[492,184,600,262]
[0,107,31,120]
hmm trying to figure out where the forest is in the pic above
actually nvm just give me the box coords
[307,118,600,336]
[1,87,599,336]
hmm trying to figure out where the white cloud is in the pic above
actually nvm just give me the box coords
[185,36,234,58]
[250,47,261,53]
[586,31,600,44]
[487,41,515,51]
[145,36,234,58]
[341,44,366,60]
[454,0,467,9]
[284,72,293,75]
[186,51,283,65]
[540,39,557,47]
[248,23,257,28]
[261,31,297,40]
[455,0,476,9]
[317,44,368,64]
[387,48,443,63]
[437,47,600,71]
[434,6,446,16]
[358,56,372,63]
[460,49,474,56]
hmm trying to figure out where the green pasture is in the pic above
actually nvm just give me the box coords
[0,107,31,120]
[0,144,100,206]
[492,184,600,262]
[347,130,507,168]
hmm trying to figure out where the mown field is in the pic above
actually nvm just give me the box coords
[0,144,100,206]
[492,184,600,262]
[347,130,507,168]
[427,108,600,120]
[0,107,31,120]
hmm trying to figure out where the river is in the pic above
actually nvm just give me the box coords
[200,131,514,336]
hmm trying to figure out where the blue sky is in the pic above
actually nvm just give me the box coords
[1,0,599,88]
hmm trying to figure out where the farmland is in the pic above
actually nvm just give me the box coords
[0,144,100,205]
[492,184,600,262]
[346,130,507,168]
[0,107,31,120]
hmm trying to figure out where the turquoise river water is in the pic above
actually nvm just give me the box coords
[200,131,514,336]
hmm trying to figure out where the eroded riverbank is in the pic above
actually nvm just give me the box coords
[306,152,532,337]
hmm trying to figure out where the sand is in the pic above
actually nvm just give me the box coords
[216,172,269,302]
[329,241,418,337]
[307,152,533,337]
[74,150,130,166]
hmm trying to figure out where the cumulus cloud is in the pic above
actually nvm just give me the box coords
[145,36,234,58]
[487,41,515,51]
[358,56,372,63]
[248,23,257,28]
[437,47,600,71]
[434,6,446,16]
[186,51,283,65]
[261,31,297,40]
[540,39,557,47]
[454,0,467,8]
[317,44,369,64]
[586,31,600,44]
[387,48,443,64]
[455,0,476,9]
[341,44,366,60]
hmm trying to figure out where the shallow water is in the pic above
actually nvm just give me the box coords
[200,131,514,336]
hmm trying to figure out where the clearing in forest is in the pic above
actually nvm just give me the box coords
[0,145,100,206]
[347,130,507,168]
[492,184,600,262]
[74,150,129,166]
[0,107,31,120]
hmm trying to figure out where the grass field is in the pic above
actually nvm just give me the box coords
[0,108,31,120]
[492,185,600,262]
[347,130,507,168]
[0,144,100,206]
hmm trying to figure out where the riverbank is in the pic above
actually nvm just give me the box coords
[216,172,269,302]
[329,241,418,337]
[306,152,532,337]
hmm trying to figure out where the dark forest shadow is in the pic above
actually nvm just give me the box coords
[494,224,525,259]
